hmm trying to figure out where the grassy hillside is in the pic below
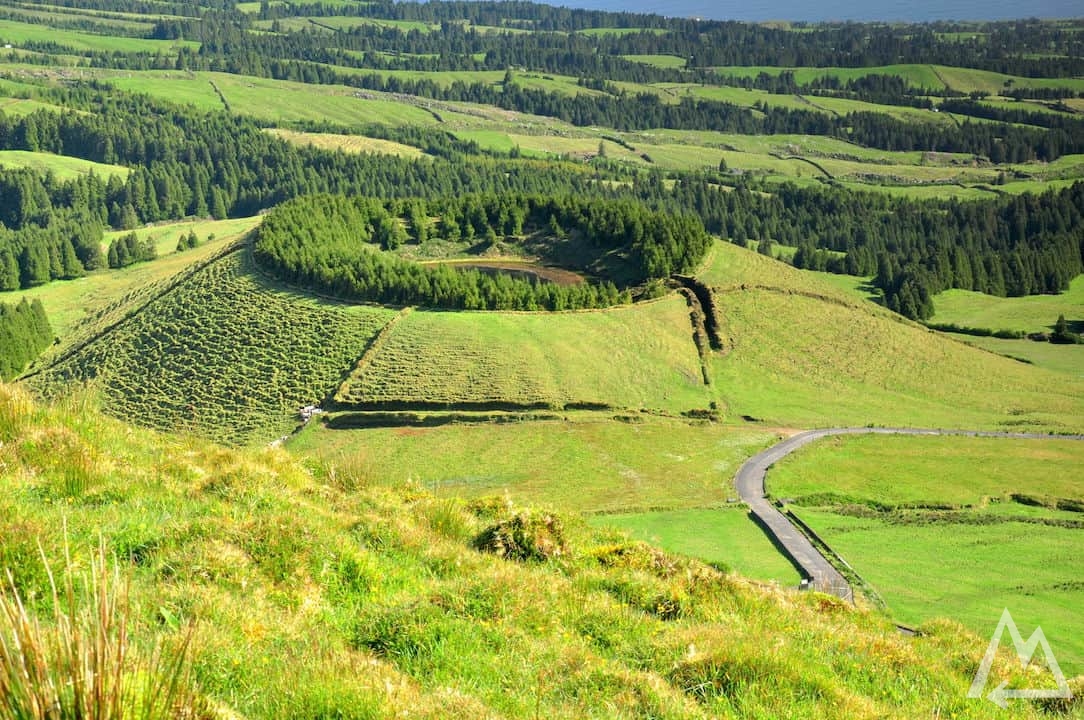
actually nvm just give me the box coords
[335,296,709,413]
[28,250,397,445]
[0,383,1071,719]
[0,149,129,180]
[700,242,1084,432]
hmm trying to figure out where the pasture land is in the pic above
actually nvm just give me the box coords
[768,433,1084,673]
[947,334,1084,377]
[335,295,711,413]
[930,275,1084,333]
[291,418,777,513]
[768,434,1084,508]
[0,17,197,53]
[796,507,1084,675]
[0,149,129,180]
[29,251,396,445]
[265,128,426,158]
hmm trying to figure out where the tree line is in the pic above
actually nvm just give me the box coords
[0,297,52,379]
[253,193,710,310]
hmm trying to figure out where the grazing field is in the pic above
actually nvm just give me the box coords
[290,418,776,513]
[4,216,260,340]
[265,128,426,158]
[930,275,1084,333]
[102,71,440,127]
[796,507,1084,675]
[0,150,129,180]
[622,54,686,69]
[0,18,197,53]
[335,296,711,413]
[29,251,397,445]
[768,434,1084,507]
[767,433,1084,673]
[948,334,1084,377]
[589,507,803,584]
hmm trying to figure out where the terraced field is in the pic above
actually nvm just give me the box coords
[30,251,396,445]
[335,295,710,412]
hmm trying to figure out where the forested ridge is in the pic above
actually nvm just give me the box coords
[254,193,709,310]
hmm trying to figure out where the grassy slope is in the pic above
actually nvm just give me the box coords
[0,149,129,180]
[0,383,1063,719]
[265,128,426,158]
[28,250,396,445]
[337,296,710,413]
[947,333,1084,377]
[699,242,1084,432]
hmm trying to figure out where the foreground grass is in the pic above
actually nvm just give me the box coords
[0,383,1067,719]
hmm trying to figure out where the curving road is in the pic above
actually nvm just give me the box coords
[734,428,1084,599]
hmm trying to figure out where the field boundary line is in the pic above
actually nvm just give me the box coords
[330,306,413,406]
[18,239,247,381]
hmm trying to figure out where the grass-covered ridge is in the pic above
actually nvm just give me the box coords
[0,383,1073,719]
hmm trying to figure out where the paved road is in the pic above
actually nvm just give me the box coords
[734,427,1084,599]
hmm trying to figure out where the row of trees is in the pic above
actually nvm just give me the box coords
[107,231,157,269]
[254,193,710,310]
[0,297,52,379]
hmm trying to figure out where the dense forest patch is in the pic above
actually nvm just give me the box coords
[253,193,710,310]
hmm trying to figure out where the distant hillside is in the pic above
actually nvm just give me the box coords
[0,383,1072,719]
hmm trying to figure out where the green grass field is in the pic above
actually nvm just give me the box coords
[0,150,129,180]
[947,333,1084,377]
[767,433,1084,673]
[0,18,197,53]
[797,507,1084,675]
[265,128,426,158]
[29,250,397,445]
[768,434,1084,507]
[336,296,711,413]
[698,243,1084,433]
[621,54,686,69]
[290,418,777,513]
[930,275,1084,333]
[590,507,803,584]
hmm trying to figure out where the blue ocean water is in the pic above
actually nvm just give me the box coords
[550,0,1081,22]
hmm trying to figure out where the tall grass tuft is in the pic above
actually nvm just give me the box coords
[0,384,35,442]
[0,540,207,720]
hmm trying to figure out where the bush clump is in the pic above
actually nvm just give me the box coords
[473,511,567,562]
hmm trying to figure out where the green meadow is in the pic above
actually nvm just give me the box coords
[0,149,129,180]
